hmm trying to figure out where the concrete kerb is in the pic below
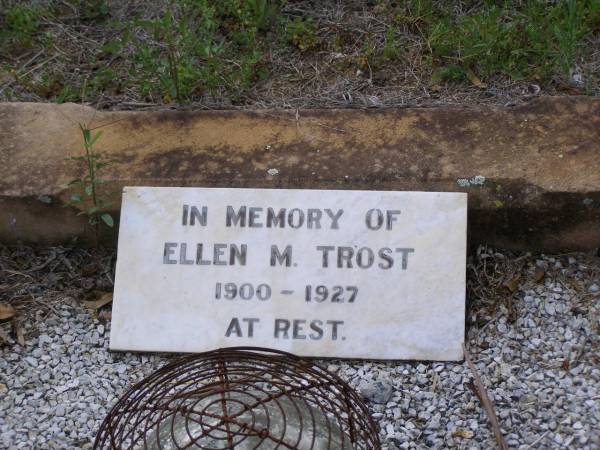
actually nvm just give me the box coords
[0,98,599,250]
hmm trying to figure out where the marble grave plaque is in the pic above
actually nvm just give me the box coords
[110,187,467,360]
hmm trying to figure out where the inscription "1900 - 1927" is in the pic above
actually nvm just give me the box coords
[214,282,358,303]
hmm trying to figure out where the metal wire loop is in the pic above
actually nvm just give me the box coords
[94,347,381,449]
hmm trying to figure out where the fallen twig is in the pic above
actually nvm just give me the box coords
[524,430,549,450]
[18,55,59,79]
[19,49,45,71]
[118,101,157,108]
[82,292,113,310]
[463,343,509,450]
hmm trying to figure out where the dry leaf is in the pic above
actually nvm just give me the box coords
[81,264,98,276]
[0,303,16,320]
[83,292,113,310]
[452,428,474,439]
[0,328,9,345]
[16,329,25,346]
[13,320,25,346]
[98,309,112,321]
[504,274,521,293]
[466,68,487,88]
[533,266,545,283]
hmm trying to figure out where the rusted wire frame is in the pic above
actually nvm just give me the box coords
[94,347,381,449]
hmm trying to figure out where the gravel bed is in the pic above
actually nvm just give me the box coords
[1,248,599,449]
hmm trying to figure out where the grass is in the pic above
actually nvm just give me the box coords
[0,0,599,107]
[424,0,600,83]
[1,3,47,51]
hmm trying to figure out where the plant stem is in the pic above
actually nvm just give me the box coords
[84,133,98,209]
[168,47,181,104]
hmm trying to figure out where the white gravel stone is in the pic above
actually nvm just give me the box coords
[1,252,599,449]
[359,377,394,404]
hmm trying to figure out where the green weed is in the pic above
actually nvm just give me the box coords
[221,0,277,31]
[426,0,600,83]
[283,17,320,52]
[2,0,599,105]
[131,9,198,104]
[90,67,116,95]
[71,0,110,20]
[0,4,46,54]
[66,124,114,231]
[55,85,80,103]
[127,0,279,104]
[382,26,401,61]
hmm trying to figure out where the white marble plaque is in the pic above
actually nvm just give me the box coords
[110,187,467,360]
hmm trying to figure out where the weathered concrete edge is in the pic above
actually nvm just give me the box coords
[1,99,599,251]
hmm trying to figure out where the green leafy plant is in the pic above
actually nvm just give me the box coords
[74,0,110,20]
[129,4,212,104]
[90,66,116,95]
[221,0,277,31]
[553,0,583,77]
[66,124,114,231]
[426,0,600,83]
[0,4,45,54]
[284,16,320,52]
[127,0,276,104]
[55,85,79,103]
[382,25,401,61]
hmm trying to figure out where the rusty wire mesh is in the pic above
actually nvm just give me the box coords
[94,347,381,449]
